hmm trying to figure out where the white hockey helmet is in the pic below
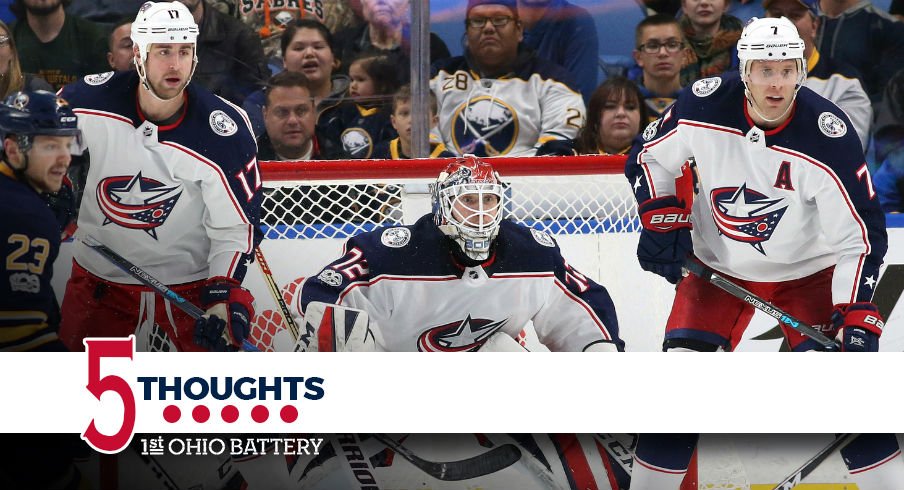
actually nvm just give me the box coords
[737,17,807,85]
[433,155,506,261]
[131,1,199,98]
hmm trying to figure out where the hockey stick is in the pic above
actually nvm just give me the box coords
[772,433,858,490]
[83,236,258,352]
[372,434,522,481]
[683,260,840,351]
[254,246,300,343]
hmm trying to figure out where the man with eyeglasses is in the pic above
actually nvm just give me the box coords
[430,0,585,157]
[632,13,687,121]
[764,0,870,151]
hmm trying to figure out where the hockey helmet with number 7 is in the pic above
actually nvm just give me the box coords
[131,1,199,99]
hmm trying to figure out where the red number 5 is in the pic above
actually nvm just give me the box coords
[83,337,137,454]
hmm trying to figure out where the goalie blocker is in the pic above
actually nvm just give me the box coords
[295,302,378,352]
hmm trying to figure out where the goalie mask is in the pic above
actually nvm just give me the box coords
[131,1,199,101]
[433,155,506,261]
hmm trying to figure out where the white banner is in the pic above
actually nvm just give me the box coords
[2,350,904,446]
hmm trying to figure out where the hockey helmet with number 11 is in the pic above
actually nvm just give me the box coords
[433,155,506,261]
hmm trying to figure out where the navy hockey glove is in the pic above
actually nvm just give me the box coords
[637,196,692,284]
[42,175,76,237]
[832,302,884,352]
[194,277,255,351]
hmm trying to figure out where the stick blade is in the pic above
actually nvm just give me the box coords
[427,444,522,481]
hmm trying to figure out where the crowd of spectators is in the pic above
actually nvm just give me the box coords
[5,0,904,211]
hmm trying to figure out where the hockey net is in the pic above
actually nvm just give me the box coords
[238,154,675,353]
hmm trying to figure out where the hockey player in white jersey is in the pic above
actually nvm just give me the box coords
[625,17,903,489]
[57,1,261,352]
[295,155,623,353]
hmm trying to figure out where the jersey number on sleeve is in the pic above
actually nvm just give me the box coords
[855,164,876,199]
[6,234,50,274]
[235,158,262,202]
[332,247,368,281]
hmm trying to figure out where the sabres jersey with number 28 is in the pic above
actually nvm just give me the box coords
[626,76,887,305]
[296,215,623,352]
[59,71,262,284]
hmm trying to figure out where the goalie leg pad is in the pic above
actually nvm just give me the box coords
[297,302,377,352]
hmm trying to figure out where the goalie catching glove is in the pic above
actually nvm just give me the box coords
[637,196,693,284]
[832,302,884,352]
[194,277,255,351]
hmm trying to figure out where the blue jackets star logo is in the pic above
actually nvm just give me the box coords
[417,315,508,352]
[96,172,182,239]
[710,184,787,255]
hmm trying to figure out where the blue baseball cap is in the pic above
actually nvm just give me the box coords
[763,0,820,17]
[466,0,518,17]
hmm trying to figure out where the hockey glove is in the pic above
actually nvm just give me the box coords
[637,196,693,284]
[832,302,884,352]
[42,175,76,237]
[194,277,255,351]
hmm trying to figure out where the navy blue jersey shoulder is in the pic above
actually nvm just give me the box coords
[808,54,863,83]
[432,49,579,93]
[673,75,747,132]
[60,71,257,175]
[346,215,561,277]
[765,87,864,168]
[59,71,141,123]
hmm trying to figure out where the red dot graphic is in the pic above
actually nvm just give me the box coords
[221,405,239,423]
[251,405,269,423]
[192,405,210,423]
[280,405,298,423]
[163,405,181,423]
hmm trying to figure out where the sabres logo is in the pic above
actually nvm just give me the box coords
[710,184,787,255]
[452,96,518,156]
[96,172,182,239]
[340,128,373,158]
[417,315,507,352]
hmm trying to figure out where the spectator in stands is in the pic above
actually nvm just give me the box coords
[873,68,904,212]
[373,84,453,159]
[9,0,108,91]
[632,14,687,121]
[518,0,599,104]
[816,0,904,103]
[208,0,361,39]
[243,19,350,138]
[333,0,450,79]
[576,77,649,155]
[176,0,269,105]
[318,53,400,159]
[106,18,134,72]
[258,70,323,161]
[66,0,146,25]
[764,0,871,150]
[431,0,585,157]
[0,20,52,98]
[679,0,743,85]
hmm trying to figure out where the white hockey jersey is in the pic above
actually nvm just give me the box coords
[60,71,262,284]
[626,76,887,305]
[296,215,622,352]
[430,51,585,157]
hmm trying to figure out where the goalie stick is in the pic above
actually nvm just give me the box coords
[83,236,258,352]
[254,246,300,343]
[683,260,840,351]
[772,433,858,490]
[372,434,522,481]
